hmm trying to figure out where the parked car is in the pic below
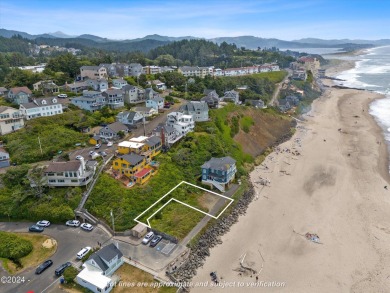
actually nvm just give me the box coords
[89,151,94,155]
[55,262,72,276]
[142,232,154,245]
[57,94,67,98]
[150,235,163,247]
[66,220,80,227]
[36,220,50,227]
[77,246,91,259]
[80,223,93,231]
[29,225,44,232]
[76,155,83,160]
[98,151,107,157]
[95,144,101,149]
[107,141,113,147]
[35,260,53,274]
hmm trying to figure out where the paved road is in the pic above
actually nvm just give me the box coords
[0,222,111,293]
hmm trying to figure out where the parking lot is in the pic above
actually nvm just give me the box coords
[0,222,112,293]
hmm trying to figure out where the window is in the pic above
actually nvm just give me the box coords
[49,179,56,183]
[47,172,55,176]
[58,179,65,183]
[71,179,78,183]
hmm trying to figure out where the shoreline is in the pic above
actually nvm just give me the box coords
[190,59,390,292]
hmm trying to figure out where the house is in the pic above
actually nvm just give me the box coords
[0,87,8,96]
[99,122,128,140]
[43,157,95,187]
[130,223,147,239]
[143,65,161,75]
[152,124,180,147]
[89,135,101,145]
[298,56,320,76]
[245,99,265,108]
[7,86,32,105]
[122,85,145,104]
[201,90,219,108]
[80,65,108,80]
[0,148,10,168]
[278,99,291,112]
[64,81,89,93]
[142,135,162,162]
[100,63,117,77]
[145,88,164,110]
[86,78,108,92]
[117,135,161,160]
[116,111,143,126]
[128,63,144,76]
[152,80,167,90]
[160,66,175,73]
[112,153,146,178]
[102,89,124,109]
[77,243,123,293]
[133,106,157,117]
[166,112,194,136]
[292,70,307,81]
[71,91,106,112]
[0,106,24,134]
[201,156,237,192]
[179,101,209,122]
[285,95,300,106]
[33,80,59,95]
[20,97,63,120]
[112,78,128,89]
[178,66,213,78]
[222,90,240,104]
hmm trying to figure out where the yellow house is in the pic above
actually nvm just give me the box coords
[112,153,146,178]
[117,135,162,161]
[117,140,144,155]
[142,136,162,162]
[89,135,101,145]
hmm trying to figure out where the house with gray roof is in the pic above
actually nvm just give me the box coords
[152,123,179,147]
[7,86,32,105]
[245,99,265,108]
[99,122,129,140]
[179,101,209,122]
[0,87,8,96]
[0,106,24,134]
[20,97,63,120]
[123,85,145,104]
[145,89,164,110]
[116,111,143,126]
[71,91,106,112]
[102,89,124,109]
[112,78,128,89]
[222,90,240,104]
[119,153,145,167]
[33,80,59,95]
[201,156,237,192]
[133,106,157,117]
[77,243,124,293]
[64,81,89,93]
[278,99,291,112]
[86,78,108,91]
[201,90,219,109]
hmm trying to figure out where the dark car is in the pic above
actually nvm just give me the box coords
[150,235,163,247]
[29,225,44,232]
[55,262,72,276]
[35,260,53,274]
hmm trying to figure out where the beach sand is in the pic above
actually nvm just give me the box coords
[191,63,390,292]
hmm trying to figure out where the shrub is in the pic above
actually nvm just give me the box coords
[0,232,33,261]
[63,266,79,283]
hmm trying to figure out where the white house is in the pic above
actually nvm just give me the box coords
[77,243,124,293]
[116,111,143,126]
[42,157,95,187]
[166,112,194,136]
[122,85,145,104]
[133,106,157,118]
[19,97,63,120]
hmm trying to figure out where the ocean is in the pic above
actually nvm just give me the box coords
[329,46,390,144]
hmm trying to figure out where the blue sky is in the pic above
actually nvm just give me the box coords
[0,0,388,40]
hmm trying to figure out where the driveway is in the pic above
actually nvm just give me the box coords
[0,222,111,293]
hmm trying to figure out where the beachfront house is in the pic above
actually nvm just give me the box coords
[179,101,209,122]
[77,243,124,293]
[19,97,63,120]
[0,106,24,134]
[201,156,237,192]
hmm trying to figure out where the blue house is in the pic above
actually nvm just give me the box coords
[201,156,236,192]
[71,91,106,112]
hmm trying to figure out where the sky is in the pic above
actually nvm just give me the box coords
[0,0,389,40]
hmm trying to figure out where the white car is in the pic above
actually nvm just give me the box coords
[80,223,94,231]
[77,246,91,259]
[107,141,113,147]
[76,155,83,160]
[66,220,80,227]
[57,94,67,98]
[95,144,101,149]
[36,220,51,227]
[142,231,154,244]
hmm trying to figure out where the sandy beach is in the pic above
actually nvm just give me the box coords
[191,63,390,292]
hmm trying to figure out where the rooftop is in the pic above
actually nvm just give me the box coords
[134,168,152,178]
[45,160,81,173]
[201,156,236,171]
[119,153,144,165]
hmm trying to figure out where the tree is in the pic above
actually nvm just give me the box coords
[63,266,78,283]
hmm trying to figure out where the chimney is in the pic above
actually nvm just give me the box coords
[76,156,86,174]
[160,127,165,147]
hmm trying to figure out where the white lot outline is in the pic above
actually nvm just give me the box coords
[134,181,234,228]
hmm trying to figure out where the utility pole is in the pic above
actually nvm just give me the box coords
[110,209,115,235]
[38,136,43,155]
[143,114,146,136]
